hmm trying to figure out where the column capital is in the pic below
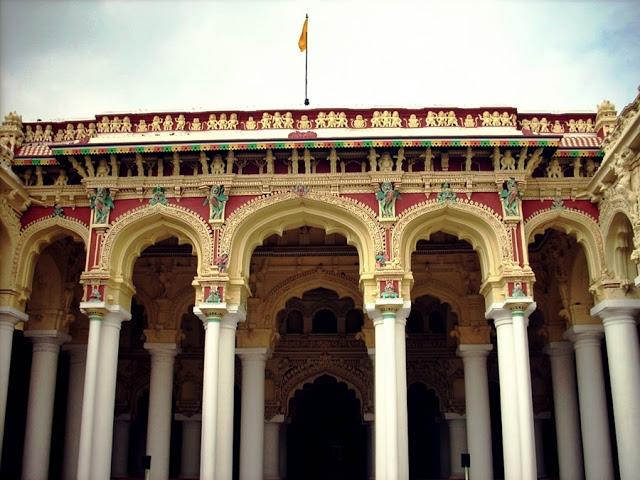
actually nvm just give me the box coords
[144,341,179,358]
[564,324,604,345]
[365,298,409,325]
[544,340,573,357]
[486,300,536,327]
[457,343,493,358]
[0,306,28,327]
[591,299,640,327]
[237,347,271,361]
[79,301,131,325]
[193,302,247,325]
[25,329,71,352]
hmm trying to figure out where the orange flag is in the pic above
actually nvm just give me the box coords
[298,16,308,52]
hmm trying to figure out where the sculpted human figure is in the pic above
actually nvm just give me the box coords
[54,129,65,142]
[172,152,181,175]
[573,158,582,178]
[500,178,522,216]
[64,123,75,141]
[501,112,515,127]
[315,112,327,128]
[207,114,218,130]
[327,148,339,173]
[370,111,382,128]
[585,118,594,132]
[421,147,433,171]
[378,152,393,172]
[35,166,44,186]
[244,116,257,130]
[200,152,210,175]
[163,115,174,131]
[517,146,528,170]
[190,118,202,131]
[352,115,367,128]
[446,111,458,127]
[376,181,400,218]
[110,116,121,133]
[75,123,87,139]
[530,117,540,133]
[552,120,564,133]
[491,111,501,127]
[303,148,314,174]
[368,148,379,172]
[110,154,118,177]
[22,168,34,186]
[228,114,239,129]
[479,111,492,127]
[539,117,550,133]
[218,113,228,129]
[463,114,475,128]
[566,119,577,132]
[121,117,132,133]
[546,158,563,178]
[436,111,446,127]
[175,114,186,130]
[90,187,114,224]
[33,125,44,142]
[86,123,97,137]
[465,146,474,171]
[211,154,225,175]
[98,116,110,133]
[492,146,501,171]
[54,169,68,186]
[151,116,162,131]
[204,185,229,221]
[577,119,586,133]
[25,125,34,143]
[43,125,53,142]
[96,158,110,177]
[135,153,145,177]
[407,114,420,128]
[137,119,148,132]
[500,150,516,170]
[425,111,438,127]
[326,111,338,128]
[391,111,403,127]
[265,149,275,174]
[272,112,283,129]
[394,148,405,172]
[84,156,95,177]
[226,150,236,174]
[257,112,271,129]
[440,152,449,171]
[585,159,597,177]
[283,112,294,129]
[337,112,349,128]
[288,149,300,174]
[297,115,312,129]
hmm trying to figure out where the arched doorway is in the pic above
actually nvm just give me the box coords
[408,383,443,479]
[287,375,367,480]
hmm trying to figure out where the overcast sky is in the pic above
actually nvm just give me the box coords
[1,0,639,122]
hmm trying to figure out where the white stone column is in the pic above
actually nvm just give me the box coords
[111,414,131,478]
[592,299,640,480]
[22,330,70,480]
[238,347,269,480]
[62,343,87,480]
[458,344,494,480]
[364,414,374,480]
[488,309,521,479]
[445,413,467,479]
[568,325,614,480]
[369,346,385,479]
[145,342,178,480]
[176,414,201,479]
[195,306,222,480]
[216,317,239,480]
[382,308,398,478]
[0,307,27,458]
[395,312,409,480]
[545,341,583,480]
[89,307,131,480]
[264,416,284,480]
[76,309,103,479]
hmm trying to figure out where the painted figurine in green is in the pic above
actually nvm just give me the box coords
[376,181,400,218]
[204,185,229,221]
[150,186,168,206]
[500,178,522,216]
[90,187,114,224]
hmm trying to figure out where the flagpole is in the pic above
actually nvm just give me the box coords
[304,13,309,105]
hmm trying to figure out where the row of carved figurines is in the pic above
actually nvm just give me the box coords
[20,147,598,187]
[21,111,597,144]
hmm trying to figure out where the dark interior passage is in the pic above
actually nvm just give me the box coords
[287,375,366,480]
[408,383,442,480]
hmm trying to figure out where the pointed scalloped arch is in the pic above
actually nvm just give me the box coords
[393,199,510,282]
[410,281,470,324]
[0,201,20,292]
[262,269,362,330]
[12,216,89,306]
[219,191,384,280]
[100,203,213,306]
[524,207,604,282]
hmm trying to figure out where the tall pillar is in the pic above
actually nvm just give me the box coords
[62,343,87,480]
[238,347,269,480]
[216,317,239,480]
[369,346,384,479]
[592,300,640,480]
[445,413,467,479]
[567,325,614,480]
[145,342,178,480]
[488,309,521,479]
[364,415,374,480]
[264,416,284,480]
[458,344,494,480]
[21,330,70,480]
[111,414,131,478]
[194,305,223,480]
[0,307,27,459]
[545,341,583,480]
[395,312,409,480]
[176,414,201,479]
[382,309,398,478]
[89,307,131,480]
[76,310,103,479]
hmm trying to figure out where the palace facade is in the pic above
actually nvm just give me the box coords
[0,95,639,480]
